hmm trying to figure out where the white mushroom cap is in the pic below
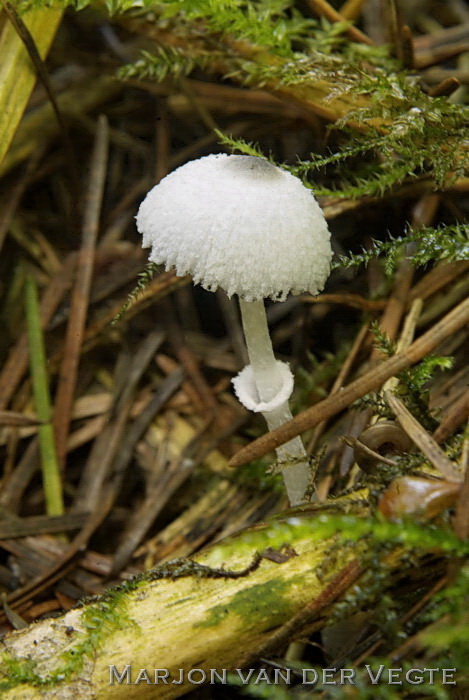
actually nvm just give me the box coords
[136,153,332,302]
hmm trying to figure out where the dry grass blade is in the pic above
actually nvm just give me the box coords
[1,594,28,630]
[73,331,166,514]
[53,115,109,469]
[0,512,88,539]
[0,440,39,512]
[110,452,195,576]
[433,391,469,444]
[106,368,184,490]
[164,301,220,419]
[1,490,114,619]
[0,411,41,428]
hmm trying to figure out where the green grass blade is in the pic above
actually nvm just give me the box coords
[24,274,64,516]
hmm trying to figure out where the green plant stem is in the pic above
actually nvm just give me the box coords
[25,274,64,516]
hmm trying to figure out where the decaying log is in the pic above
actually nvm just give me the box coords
[0,492,374,698]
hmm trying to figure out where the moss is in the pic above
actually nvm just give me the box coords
[197,577,298,630]
[0,586,138,691]
[60,588,139,679]
[0,656,52,691]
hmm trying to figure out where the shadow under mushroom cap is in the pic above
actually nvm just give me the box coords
[136,153,332,302]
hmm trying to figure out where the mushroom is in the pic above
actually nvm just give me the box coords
[136,153,332,505]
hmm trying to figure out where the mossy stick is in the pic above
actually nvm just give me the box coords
[0,497,370,699]
[24,274,64,517]
[1,492,464,699]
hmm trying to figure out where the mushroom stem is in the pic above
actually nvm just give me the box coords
[238,299,283,402]
[238,298,311,505]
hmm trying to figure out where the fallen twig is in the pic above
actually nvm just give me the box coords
[229,296,469,468]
